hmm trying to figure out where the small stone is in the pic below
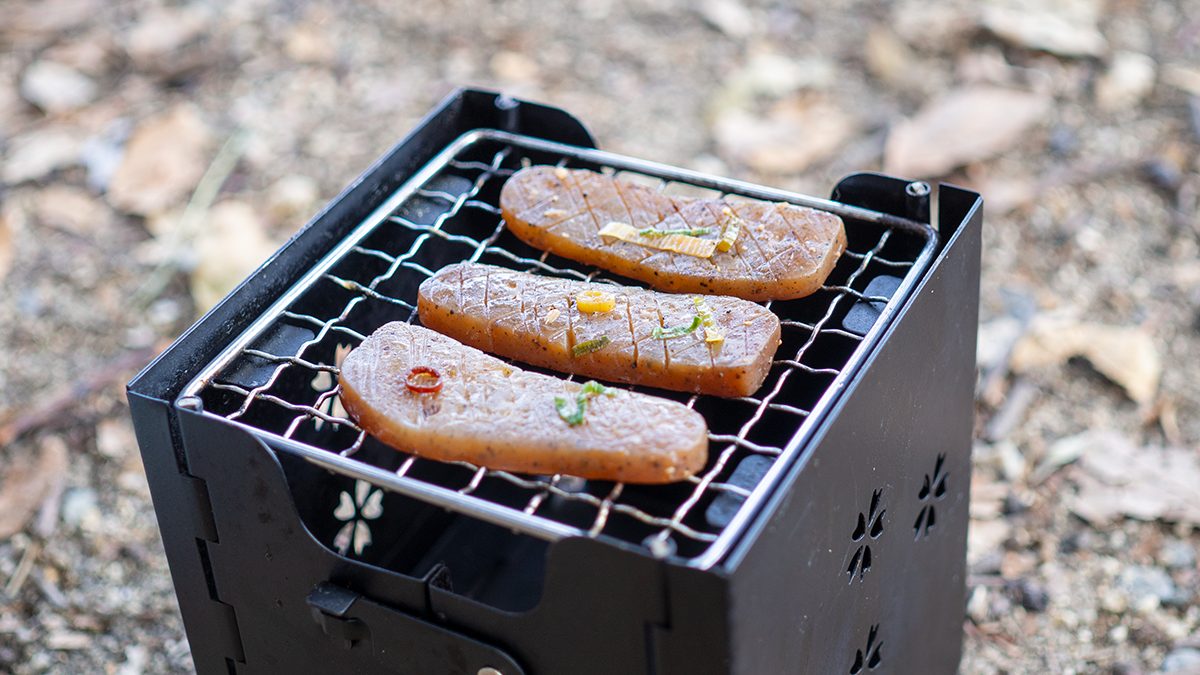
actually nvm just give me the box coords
[1012,578,1050,612]
[968,519,1010,566]
[1163,648,1200,673]
[285,24,336,65]
[1100,587,1128,613]
[980,2,1106,58]
[699,0,754,38]
[45,630,92,650]
[116,645,148,675]
[96,418,134,459]
[1048,126,1078,157]
[967,585,990,622]
[489,51,540,84]
[995,441,1027,483]
[1002,492,1030,516]
[1108,624,1128,644]
[20,60,97,113]
[1142,158,1184,195]
[1117,565,1176,612]
[61,487,99,529]
[80,119,132,192]
[1096,51,1157,111]
[1159,539,1197,570]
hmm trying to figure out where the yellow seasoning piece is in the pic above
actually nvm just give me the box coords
[575,289,616,314]
[716,207,741,253]
[598,221,717,259]
[692,296,725,344]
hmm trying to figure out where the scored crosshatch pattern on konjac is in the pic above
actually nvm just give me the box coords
[181,130,936,566]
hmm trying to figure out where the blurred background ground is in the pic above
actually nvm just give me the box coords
[1,0,1198,672]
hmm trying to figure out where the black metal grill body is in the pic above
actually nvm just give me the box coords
[128,89,982,674]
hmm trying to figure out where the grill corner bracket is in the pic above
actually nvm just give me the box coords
[307,583,370,648]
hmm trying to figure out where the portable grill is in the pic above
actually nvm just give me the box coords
[128,89,982,674]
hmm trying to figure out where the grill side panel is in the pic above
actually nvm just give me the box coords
[127,393,246,673]
[725,181,981,674]
[176,408,725,674]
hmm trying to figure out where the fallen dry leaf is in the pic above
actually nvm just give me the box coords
[980,0,1106,58]
[0,0,103,46]
[189,200,279,312]
[1067,431,1200,526]
[709,52,837,119]
[890,2,975,52]
[107,104,211,216]
[864,26,919,89]
[266,174,320,226]
[1011,317,1161,406]
[884,86,1050,178]
[2,128,83,184]
[489,51,540,85]
[124,5,211,68]
[965,167,1040,217]
[0,436,69,539]
[34,185,114,236]
[715,97,856,174]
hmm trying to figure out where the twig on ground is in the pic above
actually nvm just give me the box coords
[131,130,249,309]
[0,345,161,447]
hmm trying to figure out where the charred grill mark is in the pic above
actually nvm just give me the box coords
[562,170,608,243]
[654,296,671,371]
[564,289,577,354]
[623,295,640,372]
[482,266,494,348]
[610,179,659,265]
[725,202,779,283]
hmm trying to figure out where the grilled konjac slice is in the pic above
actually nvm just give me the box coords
[499,166,847,301]
[339,322,708,484]
[417,263,782,398]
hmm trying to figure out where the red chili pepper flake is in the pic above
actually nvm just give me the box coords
[405,366,443,394]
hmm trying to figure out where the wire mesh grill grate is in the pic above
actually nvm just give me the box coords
[183,131,934,566]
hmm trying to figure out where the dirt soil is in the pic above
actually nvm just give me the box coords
[1,1,1198,673]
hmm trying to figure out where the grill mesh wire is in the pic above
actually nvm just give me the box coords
[193,135,927,562]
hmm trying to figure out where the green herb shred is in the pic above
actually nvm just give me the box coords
[555,380,616,426]
[554,396,586,426]
[637,227,713,237]
[571,335,611,357]
[652,315,702,339]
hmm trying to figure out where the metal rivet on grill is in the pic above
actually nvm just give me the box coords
[176,395,203,412]
[904,181,931,198]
